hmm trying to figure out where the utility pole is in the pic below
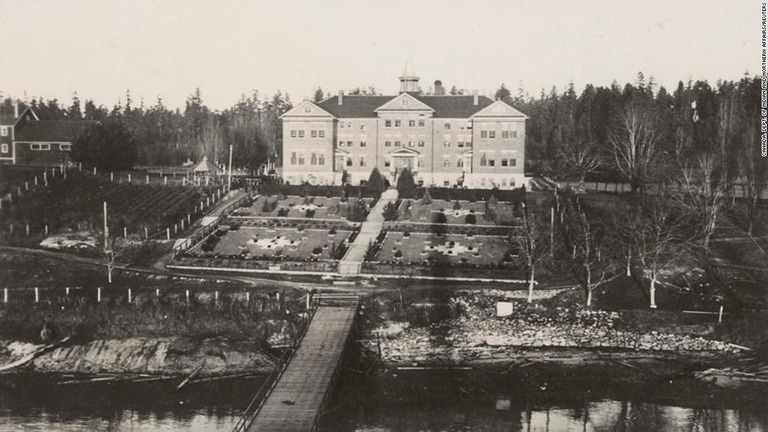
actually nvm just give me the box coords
[227,144,233,192]
[103,201,114,284]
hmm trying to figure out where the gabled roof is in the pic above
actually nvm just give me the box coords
[471,100,528,119]
[0,103,32,126]
[281,100,335,118]
[315,94,505,119]
[193,156,218,172]
[375,93,434,113]
[15,120,95,142]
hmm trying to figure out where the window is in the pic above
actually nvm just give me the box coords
[418,179,424,187]
[385,120,391,127]
[501,159,508,167]
[319,130,325,138]
[311,130,317,138]
[1,144,7,153]
[457,158,464,167]
[443,141,450,148]
[360,141,367,147]
[60,144,71,151]
[311,153,318,165]
[360,124,366,131]
[31,143,51,151]
[418,119,425,127]
[443,180,450,187]
[395,141,401,147]
[458,141,464,148]
[298,130,305,138]
[502,131,510,139]
[298,153,305,165]
[304,106,311,113]
[510,131,518,138]
[443,159,451,167]
[359,156,366,167]
[418,159,424,167]
[510,179,516,186]
[418,140,425,147]
[347,141,353,147]
[444,123,451,130]
[510,158,517,167]
[0,127,7,136]
[489,131,496,139]
[480,155,488,167]
[319,154,325,165]
[291,130,297,138]
[385,141,392,147]
[409,120,415,127]
[290,152,297,165]
[384,160,391,167]
[394,120,401,127]
[488,159,495,167]
[481,131,488,138]
[408,141,414,148]
[346,157,353,167]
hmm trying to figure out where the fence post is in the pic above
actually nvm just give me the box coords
[187,214,191,224]
[26,224,29,236]
[181,219,185,230]
[146,175,150,184]
[215,291,219,302]
[111,172,114,182]
[128,288,132,303]
[123,227,127,238]
[34,176,38,186]
[9,224,13,235]
[186,289,190,301]
[93,167,97,175]
[246,292,250,303]
[45,225,48,235]
[3,288,7,304]
[128,174,132,183]
[97,287,101,303]
[156,288,160,297]
[66,287,70,296]
[718,305,724,323]
[164,176,167,185]
[144,227,148,239]
[166,228,170,240]
[25,181,29,191]
[35,287,39,303]
[174,224,178,235]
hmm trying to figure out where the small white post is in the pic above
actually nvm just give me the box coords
[9,224,13,235]
[215,291,219,302]
[97,287,102,303]
[128,174,132,183]
[34,176,38,186]
[93,167,97,175]
[246,292,250,302]
[25,224,29,236]
[164,176,167,185]
[144,227,148,239]
[78,162,82,171]
[187,214,191,224]
[207,197,210,207]
[35,287,39,303]
[174,224,178,234]
[66,287,70,296]
[111,172,114,182]
[17,186,21,196]
[25,181,29,191]
[123,227,127,238]
[45,225,48,235]
[128,288,132,303]
[186,289,190,301]
[718,305,724,324]
[156,288,160,297]
[3,288,7,304]
[146,175,149,184]
[181,219,185,230]
[166,228,170,240]
[43,171,48,186]
[306,293,310,310]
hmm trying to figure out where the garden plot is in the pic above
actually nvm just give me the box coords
[234,195,367,220]
[375,231,514,265]
[399,199,519,225]
[196,227,352,261]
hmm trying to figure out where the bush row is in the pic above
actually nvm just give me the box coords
[259,184,382,199]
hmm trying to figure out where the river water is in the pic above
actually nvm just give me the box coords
[1,369,766,431]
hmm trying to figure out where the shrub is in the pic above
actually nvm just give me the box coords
[367,167,387,195]
[434,212,447,224]
[382,201,400,221]
[403,230,410,238]
[261,199,274,213]
[277,208,289,217]
[277,193,286,201]
[483,206,497,222]
[396,168,417,199]
[312,247,322,255]
[347,200,369,222]
[394,250,403,258]
[329,228,337,235]
[303,196,312,204]
[422,188,432,205]
[453,200,461,210]
[465,214,477,224]
[305,209,316,218]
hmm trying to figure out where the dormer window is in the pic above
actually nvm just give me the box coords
[304,106,311,113]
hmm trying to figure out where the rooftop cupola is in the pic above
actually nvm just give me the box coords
[399,60,420,94]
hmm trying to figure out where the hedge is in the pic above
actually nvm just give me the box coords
[415,186,525,203]
[259,184,382,199]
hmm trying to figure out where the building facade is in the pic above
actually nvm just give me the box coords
[0,104,94,166]
[281,67,528,189]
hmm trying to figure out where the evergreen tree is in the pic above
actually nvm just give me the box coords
[396,168,417,199]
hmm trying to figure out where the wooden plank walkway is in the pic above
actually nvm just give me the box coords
[246,305,357,432]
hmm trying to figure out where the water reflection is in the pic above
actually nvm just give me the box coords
[342,400,767,432]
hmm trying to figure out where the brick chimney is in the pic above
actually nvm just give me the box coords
[472,91,479,105]
[13,102,19,118]
[338,91,344,105]
[434,80,445,96]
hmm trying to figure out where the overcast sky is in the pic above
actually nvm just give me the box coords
[0,0,758,111]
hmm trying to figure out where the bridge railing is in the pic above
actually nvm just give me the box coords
[231,300,318,432]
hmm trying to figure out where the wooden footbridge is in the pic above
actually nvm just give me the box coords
[233,293,361,432]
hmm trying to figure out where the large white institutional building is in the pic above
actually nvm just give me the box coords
[281,64,528,189]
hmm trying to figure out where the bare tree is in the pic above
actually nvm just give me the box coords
[607,101,665,194]
[559,139,602,193]
[568,209,621,307]
[632,198,689,308]
[516,205,550,303]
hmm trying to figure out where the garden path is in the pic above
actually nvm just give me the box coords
[338,189,399,275]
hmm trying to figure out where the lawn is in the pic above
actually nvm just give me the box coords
[397,199,520,226]
[373,232,515,266]
[191,226,353,261]
[233,195,371,221]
